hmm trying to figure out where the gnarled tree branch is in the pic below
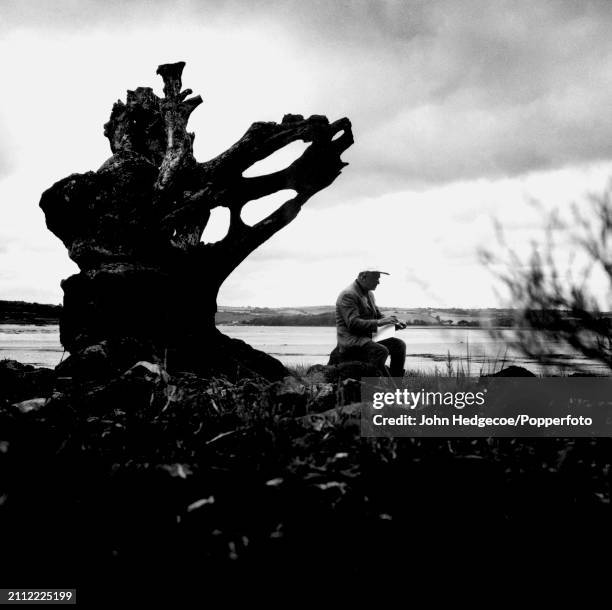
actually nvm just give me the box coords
[154,62,203,194]
[205,116,353,278]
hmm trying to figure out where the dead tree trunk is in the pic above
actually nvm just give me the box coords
[39,62,353,380]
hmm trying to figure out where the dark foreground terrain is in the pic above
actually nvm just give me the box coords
[0,359,610,601]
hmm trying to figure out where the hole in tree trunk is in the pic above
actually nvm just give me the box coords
[242,141,309,177]
[201,207,230,243]
[331,130,344,141]
[241,189,297,227]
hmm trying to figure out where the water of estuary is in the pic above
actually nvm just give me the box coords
[1,324,607,376]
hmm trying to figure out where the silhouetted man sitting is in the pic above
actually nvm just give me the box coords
[332,269,406,376]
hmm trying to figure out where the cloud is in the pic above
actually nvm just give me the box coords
[5,0,612,197]
[0,157,10,179]
[0,232,20,255]
[248,245,363,264]
[3,1,612,307]
[0,119,14,178]
[281,1,612,195]
[403,268,431,292]
[324,1,612,195]
[0,0,172,32]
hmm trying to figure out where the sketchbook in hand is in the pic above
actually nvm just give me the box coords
[373,324,396,342]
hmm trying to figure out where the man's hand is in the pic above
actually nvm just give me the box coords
[377,316,399,327]
[377,316,407,329]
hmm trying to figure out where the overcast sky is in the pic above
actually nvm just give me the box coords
[2,0,612,308]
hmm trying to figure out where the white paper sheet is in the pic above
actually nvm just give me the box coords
[373,324,396,342]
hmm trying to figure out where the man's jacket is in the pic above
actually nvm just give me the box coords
[335,280,383,352]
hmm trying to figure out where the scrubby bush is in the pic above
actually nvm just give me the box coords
[482,182,612,373]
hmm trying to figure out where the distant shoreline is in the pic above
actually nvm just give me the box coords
[3,300,609,329]
[0,319,60,325]
[0,300,62,325]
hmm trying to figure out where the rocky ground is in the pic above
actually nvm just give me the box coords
[0,359,610,601]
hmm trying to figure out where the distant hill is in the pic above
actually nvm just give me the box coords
[215,305,521,327]
[0,300,62,324]
[239,311,336,326]
[4,301,606,328]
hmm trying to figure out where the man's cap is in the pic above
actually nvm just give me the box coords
[359,268,390,275]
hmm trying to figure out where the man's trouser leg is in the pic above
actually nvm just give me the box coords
[360,341,390,375]
[378,337,407,377]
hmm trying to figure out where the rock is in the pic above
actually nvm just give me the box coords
[314,383,335,398]
[324,346,382,381]
[299,402,363,431]
[305,364,328,379]
[267,376,308,415]
[312,361,379,384]
[306,383,337,413]
[0,360,55,402]
[335,361,379,381]
[0,359,35,373]
[124,361,169,384]
[13,397,48,414]
[55,342,112,379]
[486,366,536,377]
[56,338,163,381]
[337,378,363,405]
[278,376,307,395]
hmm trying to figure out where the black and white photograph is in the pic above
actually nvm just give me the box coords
[1,0,612,601]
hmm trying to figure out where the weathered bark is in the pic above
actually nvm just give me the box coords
[40,62,353,380]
